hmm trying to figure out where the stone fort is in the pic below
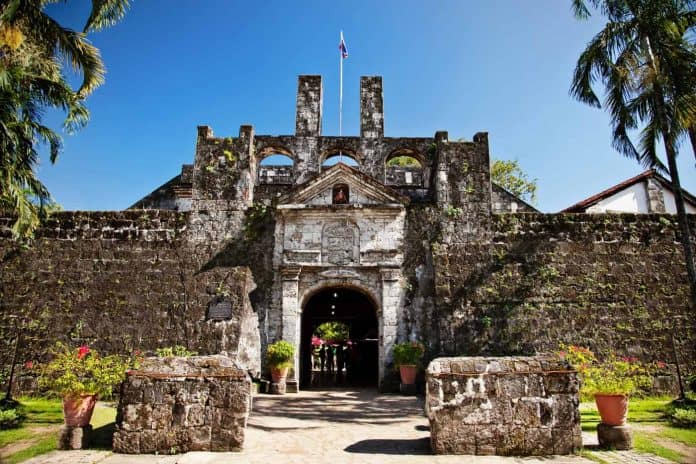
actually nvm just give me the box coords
[1,75,694,391]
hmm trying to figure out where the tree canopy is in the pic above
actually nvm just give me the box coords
[571,0,696,304]
[491,158,538,205]
[0,0,131,240]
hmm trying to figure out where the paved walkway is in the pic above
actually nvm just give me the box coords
[22,390,671,464]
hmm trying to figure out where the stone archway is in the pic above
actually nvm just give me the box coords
[299,286,379,389]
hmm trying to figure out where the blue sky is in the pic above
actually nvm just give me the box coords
[41,0,696,212]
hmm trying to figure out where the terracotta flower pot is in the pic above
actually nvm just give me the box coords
[399,365,417,385]
[270,366,289,383]
[594,393,629,426]
[62,394,98,427]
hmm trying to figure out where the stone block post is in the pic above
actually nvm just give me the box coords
[113,356,252,454]
[426,356,582,456]
[360,76,384,138]
[296,75,323,137]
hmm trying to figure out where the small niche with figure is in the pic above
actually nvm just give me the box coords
[333,184,349,204]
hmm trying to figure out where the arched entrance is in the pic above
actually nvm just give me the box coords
[300,287,378,388]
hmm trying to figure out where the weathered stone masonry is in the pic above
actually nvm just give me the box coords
[0,211,260,375]
[426,356,582,455]
[113,355,252,454]
[1,74,695,391]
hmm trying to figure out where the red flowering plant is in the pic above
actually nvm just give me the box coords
[558,344,653,400]
[38,342,129,399]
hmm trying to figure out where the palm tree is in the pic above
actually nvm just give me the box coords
[0,0,130,239]
[571,0,696,306]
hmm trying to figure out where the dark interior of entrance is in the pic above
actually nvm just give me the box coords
[300,287,378,388]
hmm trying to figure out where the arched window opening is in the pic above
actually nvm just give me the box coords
[332,184,350,204]
[258,153,294,184]
[386,156,421,168]
[385,152,423,187]
[322,153,359,168]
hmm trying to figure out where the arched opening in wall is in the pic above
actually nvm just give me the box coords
[300,287,378,389]
[322,153,359,169]
[385,150,423,187]
[258,153,295,184]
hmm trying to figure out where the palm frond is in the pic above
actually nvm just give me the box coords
[84,0,130,32]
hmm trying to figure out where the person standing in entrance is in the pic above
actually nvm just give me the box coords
[326,344,335,374]
[319,344,326,373]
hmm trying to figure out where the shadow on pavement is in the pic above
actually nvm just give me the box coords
[344,438,431,455]
[250,389,424,425]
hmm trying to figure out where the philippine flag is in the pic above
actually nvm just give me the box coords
[339,32,348,59]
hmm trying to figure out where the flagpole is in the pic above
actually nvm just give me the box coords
[339,30,344,163]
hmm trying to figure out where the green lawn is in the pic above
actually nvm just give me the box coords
[0,397,116,463]
[581,396,696,463]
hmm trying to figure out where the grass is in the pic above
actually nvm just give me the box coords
[4,434,57,464]
[0,397,117,463]
[659,427,696,447]
[633,432,685,462]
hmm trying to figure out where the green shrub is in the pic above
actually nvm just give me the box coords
[155,345,198,357]
[666,398,696,428]
[0,408,25,429]
[393,342,425,367]
[266,341,295,368]
[668,408,696,427]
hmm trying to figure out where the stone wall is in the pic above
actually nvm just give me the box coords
[431,213,696,370]
[258,165,295,185]
[385,166,423,187]
[0,211,261,374]
[426,355,582,455]
[113,355,252,454]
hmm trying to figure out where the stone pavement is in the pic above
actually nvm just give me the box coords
[21,389,669,464]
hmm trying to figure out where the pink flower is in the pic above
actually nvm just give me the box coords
[77,345,90,360]
[24,360,33,369]
[656,361,666,369]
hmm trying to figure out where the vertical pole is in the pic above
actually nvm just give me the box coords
[671,334,686,401]
[339,30,344,163]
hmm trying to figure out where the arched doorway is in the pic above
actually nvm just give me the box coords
[300,287,378,389]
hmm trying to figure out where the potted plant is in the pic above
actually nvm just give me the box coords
[39,343,128,427]
[559,345,652,426]
[393,341,425,385]
[266,340,295,384]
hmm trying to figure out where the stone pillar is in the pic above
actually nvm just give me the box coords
[360,76,384,138]
[380,268,401,388]
[295,75,323,137]
[646,178,666,213]
[281,266,302,392]
[433,131,449,208]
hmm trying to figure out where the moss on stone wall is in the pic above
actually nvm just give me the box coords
[431,213,696,371]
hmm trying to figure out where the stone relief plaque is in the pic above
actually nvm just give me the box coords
[322,221,359,265]
[207,300,232,321]
[319,269,360,279]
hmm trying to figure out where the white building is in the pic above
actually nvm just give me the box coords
[562,170,696,214]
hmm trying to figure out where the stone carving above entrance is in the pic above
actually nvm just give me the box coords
[322,221,359,265]
[319,269,360,279]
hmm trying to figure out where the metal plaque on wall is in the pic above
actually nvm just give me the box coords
[207,300,232,321]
